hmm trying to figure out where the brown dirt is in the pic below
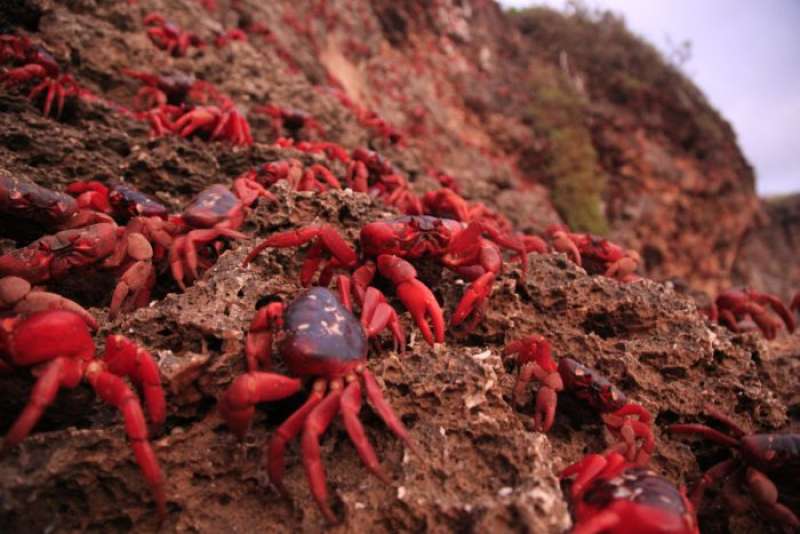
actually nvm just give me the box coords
[1,1,798,533]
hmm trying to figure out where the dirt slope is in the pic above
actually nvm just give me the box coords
[0,1,797,533]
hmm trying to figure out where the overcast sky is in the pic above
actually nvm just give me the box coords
[499,0,800,196]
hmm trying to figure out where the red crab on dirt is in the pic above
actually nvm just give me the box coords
[548,225,641,283]
[669,405,800,530]
[504,335,654,464]
[562,451,699,534]
[0,222,157,318]
[1,309,167,518]
[164,178,273,289]
[1,174,269,315]
[219,287,414,523]
[243,215,531,345]
[144,13,204,57]
[707,288,795,340]
[66,179,170,222]
[422,188,547,252]
[173,101,253,146]
[0,173,111,231]
[0,34,84,118]
[242,159,342,193]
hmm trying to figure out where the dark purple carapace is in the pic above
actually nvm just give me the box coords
[182,185,241,228]
[583,467,690,516]
[108,182,169,219]
[281,287,367,378]
[559,358,627,413]
[742,433,800,472]
[0,174,77,227]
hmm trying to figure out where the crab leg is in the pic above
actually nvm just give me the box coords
[1,357,83,452]
[362,370,414,450]
[340,379,389,483]
[504,336,562,431]
[602,403,654,464]
[750,292,796,333]
[668,423,741,448]
[361,287,405,351]
[243,225,358,280]
[219,372,302,438]
[85,367,167,519]
[685,458,738,506]
[182,227,248,281]
[267,380,325,495]
[745,467,800,528]
[301,382,343,523]
[561,451,626,498]
[246,302,284,372]
[110,259,155,319]
[102,335,166,426]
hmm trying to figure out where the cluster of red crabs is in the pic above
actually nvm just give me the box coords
[1,9,799,533]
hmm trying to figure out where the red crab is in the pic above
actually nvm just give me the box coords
[0,222,158,318]
[220,287,414,523]
[341,148,423,214]
[241,159,342,193]
[66,180,170,221]
[144,13,203,57]
[165,179,273,289]
[173,101,253,146]
[244,215,531,345]
[548,226,641,283]
[562,451,699,534]
[1,309,167,518]
[504,335,654,464]
[0,35,83,118]
[0,175,153,316]
[422,188,547,252]
[0,173,110,231]
[708,288,795,340]
[669,405,799,530]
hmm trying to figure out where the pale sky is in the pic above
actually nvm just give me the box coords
[500,0,800,196]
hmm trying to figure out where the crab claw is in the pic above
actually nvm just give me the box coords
[376,254,444,345]
[602,403,655,465]
[174,106,220,138]
[550,230,581,266]
[219,372,302,439]
[450,271,494,329]
[0,276,97,329]
[361,287,405,352]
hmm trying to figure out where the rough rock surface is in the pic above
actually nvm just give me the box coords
[0,1,797,533]
[733,193,800,301]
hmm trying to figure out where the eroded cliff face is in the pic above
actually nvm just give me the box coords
[733,194,800,301]
[0,1,796,533]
